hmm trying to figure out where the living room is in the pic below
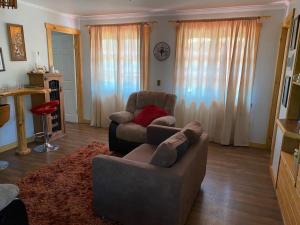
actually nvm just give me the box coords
[0,0,300,224]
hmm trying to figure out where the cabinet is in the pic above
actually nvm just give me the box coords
[271,9,300,225]
[28,72,65,140]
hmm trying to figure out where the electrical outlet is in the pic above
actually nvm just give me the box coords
[157,80,161,86]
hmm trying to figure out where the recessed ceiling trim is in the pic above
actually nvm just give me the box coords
[19,0,288,21]
[79,1,288,21]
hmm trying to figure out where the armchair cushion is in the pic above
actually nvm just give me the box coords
[150,132,188,168]
[151,115,176,126]
[109,111,134,124]
[116,122,147,143]
[0,184,19,211]
[126,91,177,115]
[124,144,156,163]
[132,105,169,127]
[182,121,203,145]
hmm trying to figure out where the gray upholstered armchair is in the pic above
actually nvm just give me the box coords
[109,91,177,153]
[93,122,208,225]
[0,184,28,225]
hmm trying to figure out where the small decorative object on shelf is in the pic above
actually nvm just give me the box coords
[281,76,291,107]
[293,74,300,83]
[0,0,17,9]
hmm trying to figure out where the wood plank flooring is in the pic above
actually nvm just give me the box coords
[0,123,283,225]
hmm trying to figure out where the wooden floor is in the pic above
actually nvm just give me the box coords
[0,123,283,225]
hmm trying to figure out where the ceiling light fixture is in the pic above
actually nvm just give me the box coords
[0,0,17,9]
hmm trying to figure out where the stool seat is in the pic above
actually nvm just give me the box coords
[31,100,59,115]
[30,101,60,153]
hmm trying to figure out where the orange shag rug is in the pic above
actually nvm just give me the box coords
[17,142,120,225]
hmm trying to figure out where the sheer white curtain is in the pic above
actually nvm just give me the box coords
[174,19,261,146]
[90,24,149,127]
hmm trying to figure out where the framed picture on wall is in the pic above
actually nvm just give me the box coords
[282,76,291,108]
[7,23,27,61]
[0,48,5,72]
[290,15,300,50]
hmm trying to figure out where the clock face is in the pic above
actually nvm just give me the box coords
[153,42,170,61]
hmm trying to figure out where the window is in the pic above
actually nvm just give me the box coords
[174,20,261,145]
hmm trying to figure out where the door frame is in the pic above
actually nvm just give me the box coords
[45,23,84,123]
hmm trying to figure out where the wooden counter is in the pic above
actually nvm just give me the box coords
[0,87,50,155]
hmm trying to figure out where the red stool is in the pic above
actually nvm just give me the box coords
[31,101,60,153]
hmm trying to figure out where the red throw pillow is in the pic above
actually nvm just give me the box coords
[133,105,169,127]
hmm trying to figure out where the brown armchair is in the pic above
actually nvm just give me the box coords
[109,91,177,153]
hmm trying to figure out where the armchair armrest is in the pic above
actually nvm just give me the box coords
[0,184,19,211]
[151,116,176,127]
[109,111,133,124]
[146,124,181,146]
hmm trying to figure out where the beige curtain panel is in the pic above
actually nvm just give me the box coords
[174,19,261,146]
[90,23,150,127]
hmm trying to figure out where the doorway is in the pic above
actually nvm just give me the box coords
[45,23,84,123]
[52,32,77,123]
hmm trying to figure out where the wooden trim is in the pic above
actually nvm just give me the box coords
[0,136,34,153]
[46,28,53,67]
[169,16,271,23]
[270,9,295,163]
[249,142,269,150]
[0,87,51,97]
[269,165,277,189]
[86,21,157,28]
[81,119,91,124]
[45,23,80,35]
[74,35,84,123]
[267,26,289,149]
[45,23,84,123]
[276,119,300,140]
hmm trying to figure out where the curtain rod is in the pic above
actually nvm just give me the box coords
[85,21,157,28]
[168,16,271,23]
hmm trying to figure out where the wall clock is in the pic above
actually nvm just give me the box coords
[153,42,170,61]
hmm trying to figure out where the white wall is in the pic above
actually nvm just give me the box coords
[0,2,79,147]
[80,8,286,145]
[290,0,300,15]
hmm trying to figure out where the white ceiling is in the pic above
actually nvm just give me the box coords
[21,0,287,16]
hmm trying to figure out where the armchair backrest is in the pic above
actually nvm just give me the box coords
[126,91,177,115]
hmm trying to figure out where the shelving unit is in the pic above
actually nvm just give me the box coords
[292,81,300,87]
[271,10,300,225]
[277,119,300,140]
[27,72,65,140]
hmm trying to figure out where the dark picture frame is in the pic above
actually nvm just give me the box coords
[282,76,291,108]
[7,23,27,61]
[0,48,5,72]
[290,15,300,50]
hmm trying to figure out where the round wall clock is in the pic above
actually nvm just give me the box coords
[153,42,170,61]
